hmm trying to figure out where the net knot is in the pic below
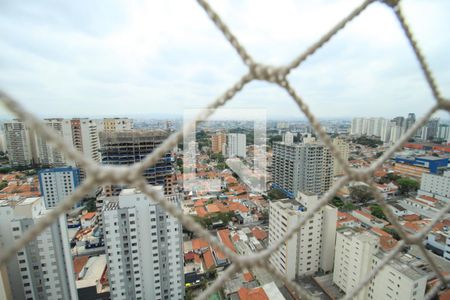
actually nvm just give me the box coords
[250,63,287,83]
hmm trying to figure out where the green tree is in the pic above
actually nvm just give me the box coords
[86,198,97,212]
[0,180,7,190]
[331,197,344,208]
[342,202,356,211]
[267,189,286,200]
[370,204,387,220]
[382,227,400,240]
[349,185,373,203]
[396,178,419,195]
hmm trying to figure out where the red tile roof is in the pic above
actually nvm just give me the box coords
[217,229,236,253]
[380,236,398,252]
[370,227,391,238]
[243,272,254,282]
[251,227,268,241]
[207,204,220,213]
[195,207,208,218]
[73,256,89,278]
[192,239,209,250]
[238,287,269,300]
[81,212,96,220]
[418,195,438,203]
[203,250,215,270]
[184,252,195,261]
[402,214,420,221]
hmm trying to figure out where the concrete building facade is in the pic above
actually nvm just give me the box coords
[419,171,450,203]
[3,120,34,166]
[99,129,175,195]
[0,197,77,300]
[367,252,429,300]
[333,228,379,300]
[268,193,337,280]
[226,133,246,158]
[332,138,349,176]
[38,167,80,208]
[272,142,333,198]
[102,188,184,300]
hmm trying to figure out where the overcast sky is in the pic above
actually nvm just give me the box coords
[0,0,449,120]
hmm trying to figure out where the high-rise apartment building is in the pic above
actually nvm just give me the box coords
[268,193,337,279]
[96,118,133,133]
[34,118,72,166]
[64,118,101,165]
[332,138,349,176]
[38,166,80,208]
[272,142,333,198]
[211,132,226,154]
[102,187,184,300]
[437,124,450,142]
[367,252,429,300]
[226,133,246,158]
[0,197,77,300]
[99,129,175,195]
[406,113,416,131]
[3,120,34,166]
[426,118,440,140]
[333,228,379,300]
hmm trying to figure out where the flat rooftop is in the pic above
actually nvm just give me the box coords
[374,252,432,281]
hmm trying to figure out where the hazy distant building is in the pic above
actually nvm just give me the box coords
[437,124,450,142]
[282,132,294,145]
[96,118,133,133]
[38,167,80,208]
[211,132,226,154]
[269,193,337,279]
[35,118,71,166]
[332,138,349,176]
[272,141,333,198]
[99,129,175,195]
[103,187,184,300]
[3,120,34,166]
[0,197,77,300]
[426,118,440,140]
[226,133,246,158]
[405,113,416,131]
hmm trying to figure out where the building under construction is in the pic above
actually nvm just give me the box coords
[99,129,175,195]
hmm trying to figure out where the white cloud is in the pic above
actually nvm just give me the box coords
[0,0,449,119]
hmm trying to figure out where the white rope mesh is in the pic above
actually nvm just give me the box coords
[0,0,449,299]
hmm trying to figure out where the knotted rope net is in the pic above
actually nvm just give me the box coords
[1,0,449,299]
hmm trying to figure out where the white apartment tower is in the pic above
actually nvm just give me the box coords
[0,197,77,300]
[419,170,450,203]
[367,252,429,300]
[38,167,80,208]
[272,142,333,198]
[268,193,337,279]
[333,228,379,300]
[103,187,184,300]
[282,132,294,145]
[227,133,246,158]
[332,138,349,176]
[3,120,34,166]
